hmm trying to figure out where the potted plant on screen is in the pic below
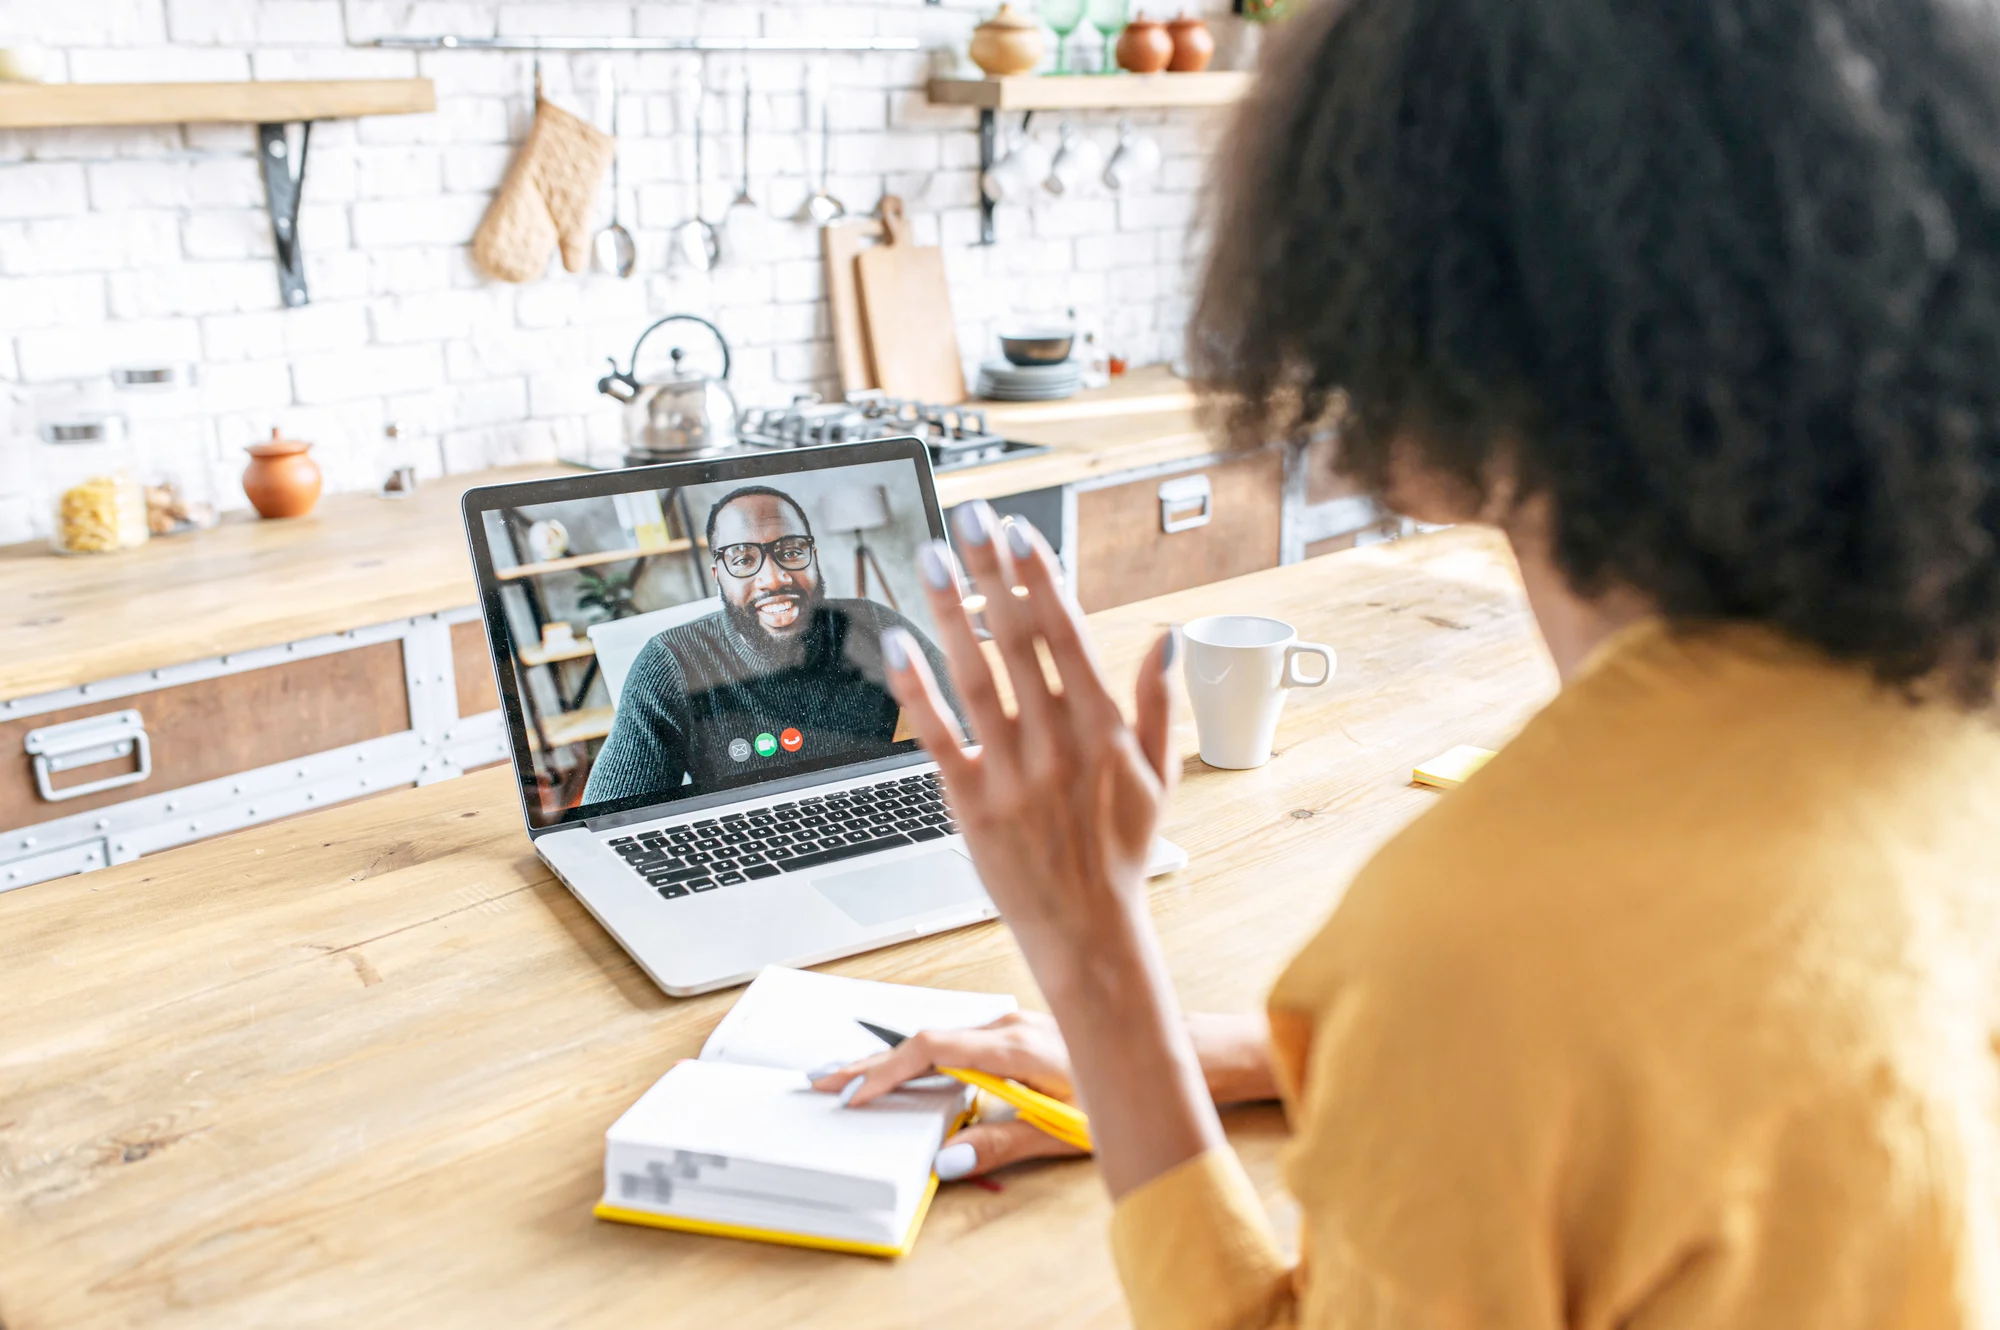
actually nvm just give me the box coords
[576,569,639,622]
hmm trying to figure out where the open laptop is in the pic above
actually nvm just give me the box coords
[463,437,1187,996]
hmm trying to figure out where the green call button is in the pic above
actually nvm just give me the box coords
[754,732,778,757]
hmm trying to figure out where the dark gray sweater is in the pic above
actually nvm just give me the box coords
[581,598,957,806]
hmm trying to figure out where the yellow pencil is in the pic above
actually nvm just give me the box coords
[942,1065,1093,1152]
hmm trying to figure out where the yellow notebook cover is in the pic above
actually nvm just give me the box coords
[593,1169,943,1260]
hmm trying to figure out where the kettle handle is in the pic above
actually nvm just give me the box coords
[596,357,642,403]
[618,313,732,383]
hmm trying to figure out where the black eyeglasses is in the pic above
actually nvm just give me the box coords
[712,535,816,578]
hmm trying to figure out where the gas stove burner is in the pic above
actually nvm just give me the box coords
[736,392,1043,471]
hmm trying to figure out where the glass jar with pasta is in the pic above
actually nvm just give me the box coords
[38,417,149,556]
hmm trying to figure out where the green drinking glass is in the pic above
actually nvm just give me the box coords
[1086,0,1128,73]
[1042,0,1087,74]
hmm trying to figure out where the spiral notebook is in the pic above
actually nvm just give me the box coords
[595,966,1016,1257]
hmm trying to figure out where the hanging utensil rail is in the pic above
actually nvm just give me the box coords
[366,36,921,53]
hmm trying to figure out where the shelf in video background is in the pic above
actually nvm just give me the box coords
[497,538,702,583]
[530,707,616,752]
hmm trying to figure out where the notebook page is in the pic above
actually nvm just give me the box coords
[606,1060,958,1210]
[700,966,1018,1072]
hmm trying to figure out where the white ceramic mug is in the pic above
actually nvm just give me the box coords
[1182,615,1336,770]
[1043,124,1102,197]
[1101,122,1161,191]
[982,128,1052,205]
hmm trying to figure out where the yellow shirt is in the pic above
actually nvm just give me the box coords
[1112,621,2000,1328]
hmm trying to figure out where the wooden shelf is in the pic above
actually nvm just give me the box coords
[494,539,696,583]
[927,72,1251,112]
[531,706,615,751]
[0,79,435,130]
[517,637,596,669]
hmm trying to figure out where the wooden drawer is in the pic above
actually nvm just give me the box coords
[1,642,411,833]
[1074,450,1285,612]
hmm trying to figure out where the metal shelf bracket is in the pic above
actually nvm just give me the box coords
[978,107,998,245]
[257,120,313,307]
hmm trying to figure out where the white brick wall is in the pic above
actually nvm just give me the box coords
[0,0,1241,545]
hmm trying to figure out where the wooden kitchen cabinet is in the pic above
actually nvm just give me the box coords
[0,643,410,831]
[1073,449,1286,612]
[0,610,510,892]
[0,472,546,892]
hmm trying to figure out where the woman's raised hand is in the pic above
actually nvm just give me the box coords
[878,500,1178,969]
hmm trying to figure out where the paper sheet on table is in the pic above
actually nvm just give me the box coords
[699,965,1017,1072]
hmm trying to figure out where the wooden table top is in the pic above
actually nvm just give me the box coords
[0,528,1553,1330]
[0,370,1213,703]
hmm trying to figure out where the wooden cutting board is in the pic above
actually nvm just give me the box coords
[821,217,883,393]
[854,196,967,404]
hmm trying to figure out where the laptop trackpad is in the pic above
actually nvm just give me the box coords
[811,848,990,928]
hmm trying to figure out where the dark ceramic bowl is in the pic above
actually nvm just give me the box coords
[999,330,1075,366]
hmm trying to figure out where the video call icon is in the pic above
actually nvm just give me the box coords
[754,733,779,758]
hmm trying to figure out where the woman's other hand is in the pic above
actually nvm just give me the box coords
[809,1011,1280,1179]
[810,1011,1087,1178]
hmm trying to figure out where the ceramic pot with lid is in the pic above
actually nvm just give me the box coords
[1166,13,1215,71]
[596,313,740,461]
[970,3,1045,76]
[242,427,322,519]
[1116,16,1175,73]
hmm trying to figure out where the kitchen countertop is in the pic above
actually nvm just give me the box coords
[0,367,1222,702]
[0,527,1554,1329]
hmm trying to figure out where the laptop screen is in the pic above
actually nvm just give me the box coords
[464,441,966,831]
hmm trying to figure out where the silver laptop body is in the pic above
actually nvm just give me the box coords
[463,439,1184,996]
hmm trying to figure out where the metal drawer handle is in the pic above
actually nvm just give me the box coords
[26,709,152,803]
[1159,473,1213,534]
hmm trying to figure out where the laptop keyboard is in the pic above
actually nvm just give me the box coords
[606,770,959,901]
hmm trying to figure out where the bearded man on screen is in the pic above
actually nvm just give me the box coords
[583,486,955,804]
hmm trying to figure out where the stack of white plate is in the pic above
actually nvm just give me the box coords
[976,359,1082,402]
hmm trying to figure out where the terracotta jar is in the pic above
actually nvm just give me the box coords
[970,3,1044,77]
[1166,13,1214,71]
[1115,16,1174,74]
[242,427,322,519]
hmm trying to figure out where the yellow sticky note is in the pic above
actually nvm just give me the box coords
[1412,744,1496,791]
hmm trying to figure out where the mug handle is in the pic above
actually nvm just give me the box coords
[1283,642,1336,689]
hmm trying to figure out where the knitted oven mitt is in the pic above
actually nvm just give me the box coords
[472,94,614,282]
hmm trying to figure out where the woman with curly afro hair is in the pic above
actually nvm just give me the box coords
[827,0,2000,1323]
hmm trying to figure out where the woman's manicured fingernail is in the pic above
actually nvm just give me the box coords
[919,541,953,590]
[953,500,993,546]
[804,1062,844,1084]
[934,1141,978,1180]
[882,628,911,672]
[837,1077,865,1106]
[1161,625,1181,673]
[1004,518,1033,558]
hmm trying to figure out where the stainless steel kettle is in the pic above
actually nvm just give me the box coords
[596,314,740,460]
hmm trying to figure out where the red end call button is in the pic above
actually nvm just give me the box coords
[779,728,803,752]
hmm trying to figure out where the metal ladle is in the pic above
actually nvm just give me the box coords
[797,75,845,225]
[720,68,762,263]
[671,69,720,271]
[592,71,637,278]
